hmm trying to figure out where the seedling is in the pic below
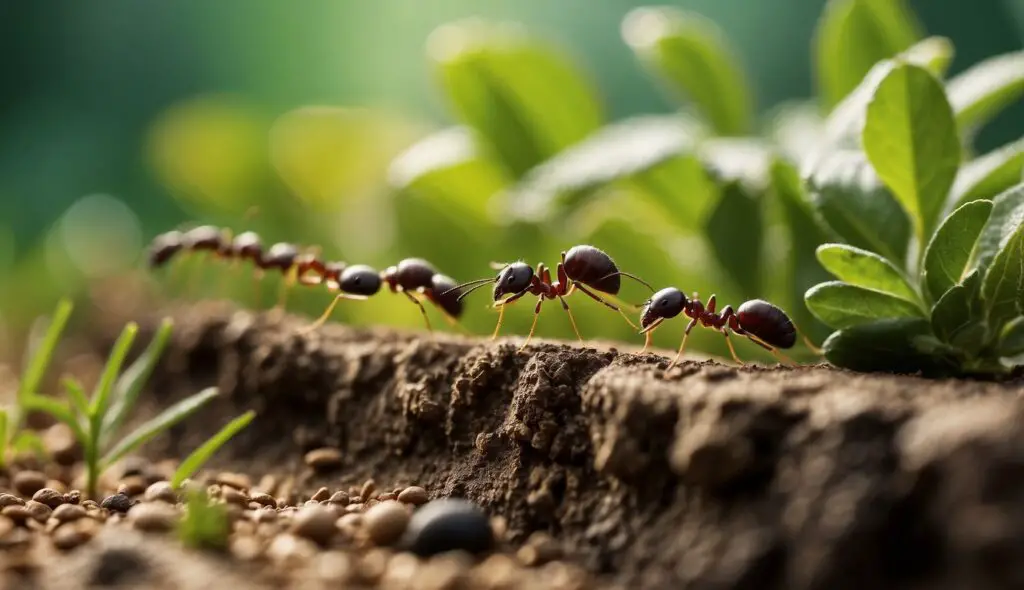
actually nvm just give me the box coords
[177,488,231,551]
[7,299,254,498]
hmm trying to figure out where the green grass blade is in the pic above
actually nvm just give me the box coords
[171,410,255,489]
[62,377,91,419]
[11,431,47,460]
[103,318,173,442]
[100,387,220,469]
[88,322,138,419]
[23,395,88,447]
[18,299,73,404]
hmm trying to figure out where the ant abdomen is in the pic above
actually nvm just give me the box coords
[338,264,383,296]
[736,299,797,349]
[148,230,185,268]
[261,242,300,271]
[563,245,621,294]
[430,274,464,318]
[184,225,224,252]
[231,231,263,263]
[387,258,437,291]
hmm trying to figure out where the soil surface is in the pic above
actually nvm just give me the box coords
[49,303,1024,589]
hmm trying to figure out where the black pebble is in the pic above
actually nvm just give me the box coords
[90,547,149,586]
[401,498,494,557]
[101,493,133,513]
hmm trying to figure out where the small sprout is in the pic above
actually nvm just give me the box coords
[177,489,230,551]
[171,410,256,489]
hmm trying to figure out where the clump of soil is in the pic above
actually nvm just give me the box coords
[28,302,1024,589]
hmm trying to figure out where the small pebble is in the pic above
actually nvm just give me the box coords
[311,487,331,502]
[51,504,87,524]
[144,482,177,504]
[0,494,25,508]
[32,488,64,509]
[51,526,91,551]
[376,492,397,502]
[2,505,31,525]
[13,470,47,496]
[516,532,563,566]
[44,423,81,465]
[290,505,337,545]
[222,487,249,507]
[129,503,178,532]
[101,493,133,513]
[305,447,343,471]
[337,513,362,532]
[360,480,376,502]
[363,501,410,546]
[25,501,52,522]
[397,486,429,505]
[267,534,317,567]
[401,498,494,557]
[215,472,251,491]
[64,490,82,505]
[249,492,277,508]
[117,476,147,496]
[328,491,350,506]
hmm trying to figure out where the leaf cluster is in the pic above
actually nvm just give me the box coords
[1,300,255,497]
[801,30,1024,374]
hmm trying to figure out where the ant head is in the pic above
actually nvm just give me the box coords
[493,262,534,300]
[431,274,464,318]
[640,287,688,328]
[338,265,382,297]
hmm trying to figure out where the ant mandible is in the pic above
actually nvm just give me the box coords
[638,287,821,369]
[445,245,653,351]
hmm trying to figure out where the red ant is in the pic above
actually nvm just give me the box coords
[300,258,464,334]
[637,287,821,368]
[444,245,653,351]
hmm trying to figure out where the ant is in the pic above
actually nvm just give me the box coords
[444,245,653,351]
[300,258,465,334]
[637,287,821,369]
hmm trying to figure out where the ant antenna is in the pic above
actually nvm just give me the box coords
[441,277,496,301]
[596,271,655,293]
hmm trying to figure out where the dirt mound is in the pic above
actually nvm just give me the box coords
[109,303,1024,589]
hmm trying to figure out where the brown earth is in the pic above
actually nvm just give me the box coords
[68,302,1024,589]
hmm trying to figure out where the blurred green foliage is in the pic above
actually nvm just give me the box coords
[0,0,1021,365]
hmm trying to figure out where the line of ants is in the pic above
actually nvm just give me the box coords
[148,225,822,369]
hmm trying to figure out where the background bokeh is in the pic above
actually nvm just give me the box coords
[1,0,1022,363]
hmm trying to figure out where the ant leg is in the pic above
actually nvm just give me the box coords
[574,283,640,331]
[722,330,744,365]
[402,290,434,333]
[795,323,823,355]
[298,293,369,334]
[492,291,527,340]
[273,267,297,314]
[518,296,545,353]
[667,317,697,370]
[557,296,583,342]
[743,333,798,366]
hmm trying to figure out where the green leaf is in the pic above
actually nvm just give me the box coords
[948,137,1024,213]
[823,37,954,148]
[0,409,7,467]
[822,317,951,374]
[803,149,912,266]
[814,0,923,109]
[499,115,706,223]
[88,322,138,419]
[23,395,87,446]
[171,410,255,489]
[998,316,1024,356]
[805,280,926,329]
[388,126,512,223]
[921,199,993,302]
[430,19,604,178]
[946,50,1024,136]
[622,6,753,135]
[705,181,763,297]
[931,268,984,348]
[974,183,1024,271]
[178,490,229,550]
[815,243,918,302]
[699,137,774,192]
[981,222,1024,330]
[18,299,73,404]
[61,377,90,420]
[11,431,46,459]
[101,387,220,468]
[863,63,961,246]
[103,318,174,441]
